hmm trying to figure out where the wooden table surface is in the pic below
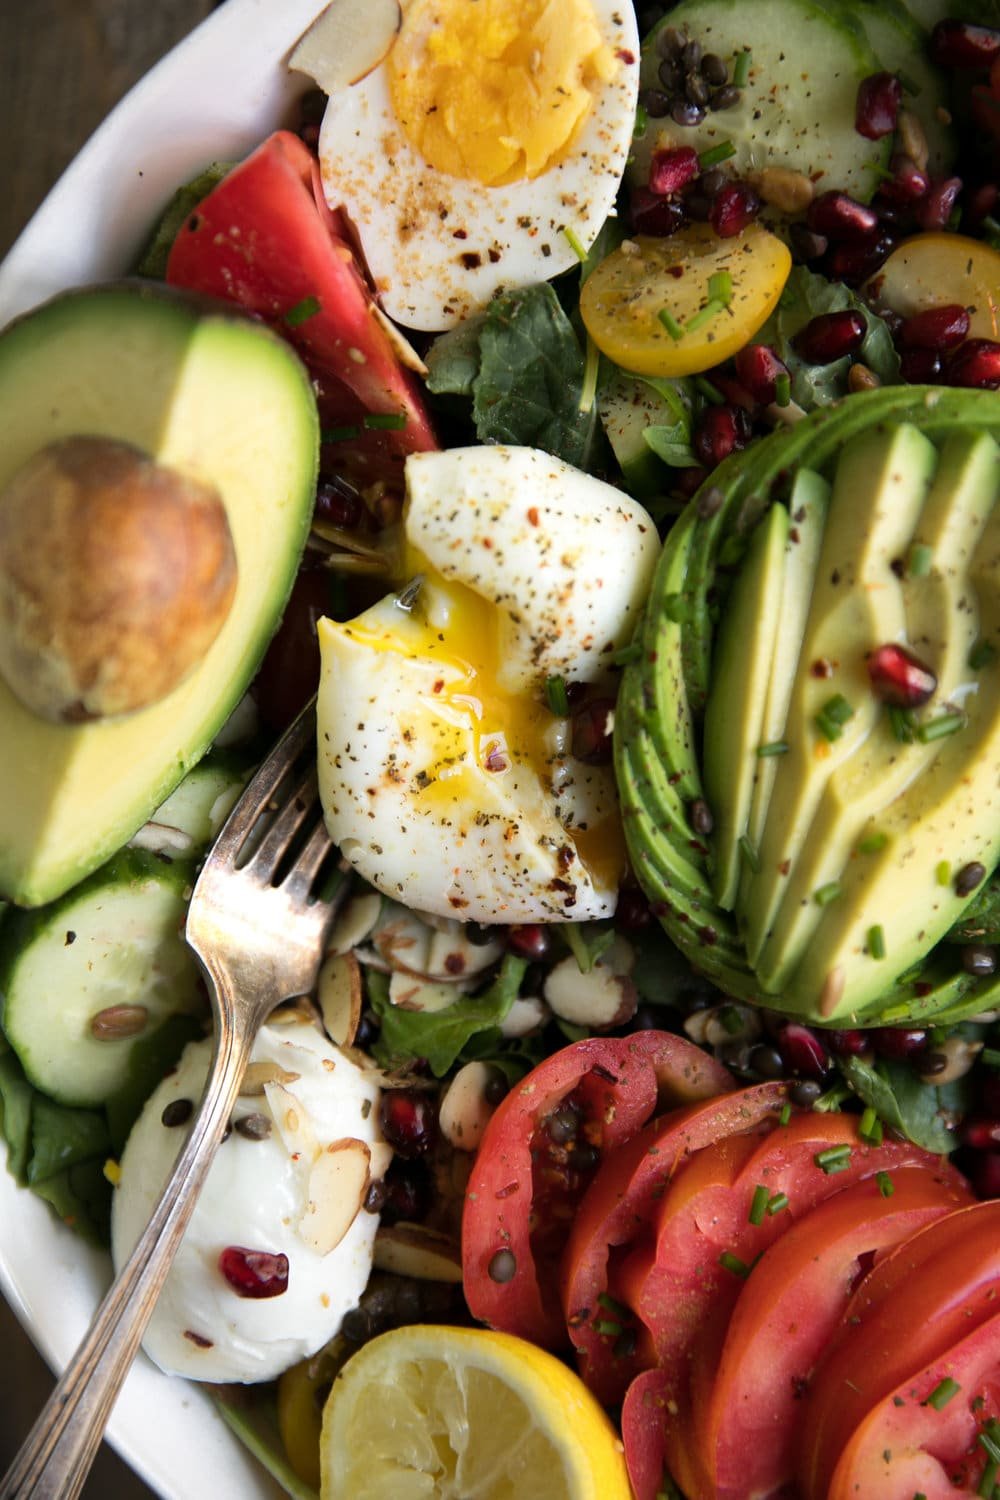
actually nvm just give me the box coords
[0,8,217,1495]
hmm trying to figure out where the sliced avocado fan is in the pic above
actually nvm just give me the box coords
[616,388,1000,1028]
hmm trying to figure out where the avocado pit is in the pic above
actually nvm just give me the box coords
[0,434,238,723]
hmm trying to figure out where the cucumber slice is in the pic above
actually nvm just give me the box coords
[0,850,204,1108]
[598,371,693,498]
[633,0,889,204]
[129,751,249,858]
[842,0,955,175]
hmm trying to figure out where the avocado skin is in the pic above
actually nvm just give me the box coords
[616,388,1000,1027]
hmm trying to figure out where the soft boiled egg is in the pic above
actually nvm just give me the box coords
[316,445,659,923]
[303,0,640,330]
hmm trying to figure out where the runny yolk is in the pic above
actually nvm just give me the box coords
[387,0,617,187]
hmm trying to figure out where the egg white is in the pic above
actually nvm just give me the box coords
[316,445,659,923]
[316,0,639,330]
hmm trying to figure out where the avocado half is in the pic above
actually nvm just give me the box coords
[617,387,1000,1029]
[0,283,319,907]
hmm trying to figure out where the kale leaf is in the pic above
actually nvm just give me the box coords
[368,954,527,1077]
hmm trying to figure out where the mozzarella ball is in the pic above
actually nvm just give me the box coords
[111,1019,388,1383]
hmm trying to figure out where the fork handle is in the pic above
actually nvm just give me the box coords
[0,1001,254,1500]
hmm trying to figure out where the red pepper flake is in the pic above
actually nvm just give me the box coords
[495,1181,520,1199]
[184,1330,214,1348]
[811,658,835,678]
[527,506,540,526]
[616,47,636,63]
[433,679,445,694]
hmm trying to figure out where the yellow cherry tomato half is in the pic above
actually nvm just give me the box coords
[580,222,792,378]
[867,232,1000,340]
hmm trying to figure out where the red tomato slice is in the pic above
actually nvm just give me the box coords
[461,1031,732,1348]
[561,1080,789,1405]
[799,1199,1000,1500]
[622,1367,696,1500]
[166,131,437,486]
[693,1163,972,1500]
[828,1308,1000,1500]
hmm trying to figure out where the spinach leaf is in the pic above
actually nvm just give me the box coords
[560,922,617,974]
[28,1096,111,1185]
[369,954,527,1077]
[134,163,233,279]
[425,283,603,469]
[0,1048,34,1180]
[756,267,901,410]
[839,1053,962,1154]
[33,1161,112,1246]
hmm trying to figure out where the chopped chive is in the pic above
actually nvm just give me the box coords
[563,225,589,263]
[592,1318,623,1337]
[685,297,727,334]
[579,334,600,414]
[633,103,649,140]
[718,1004,745,1035]
[981,1047,1000,1068]
[597,1291,631,1319]
[868,924,886,960]
[749,1184,770,1225]
[545,675,570,717]
[914,1492,927,1499]
[979,1425,1000,1465]
[916,711,965,743]
[814,881,843,907]
[925,1376,961,1410]
[719,1250,752,1278]
[859,1107,884,1145]
[779,1103,792,1126]
[977,1458,999,1499]
[936,860,952,887]
[813,1082,851,1113]
[698,138,737,170]
[708,269,734,305]
[695,375,726,405]
[774,371,792,407]
[876,1170,894,1198]
[739,834,761,873]
[732,48,752,87]
[658,307,685,341]
[984,215,1000,236]
[321,424,362,443]
[766,1191,789,1216]
[858,831,888,854]
[815,1144,852,1174]
[363,411,408,431]
[757,740,789,758]
[969,639,998,671]
[908,542,933,578]
[612,640,642,666]
[889,706,916,743]
[284,294,322,326]
[815,694,854,741]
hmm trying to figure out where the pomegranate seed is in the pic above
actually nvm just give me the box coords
[968,1150,1000,1199]
[792,310,867,364]
[506,924,553,960]
[571,697,616,763]
[218,1246,289,1299]
[966,181,1000,229]
[898,304,971,352]
[709,181,760,238]
[315,477,364,530]
[777,1023,832,1081]
[878,154,930,204]
[692,403,752,468]
[380,1160,430,1225]
[870,1026,928,1059]
[899,348,944,384]
[822,230,895,287]
[705,373,758,412]
[855,71,902,139]
[828,1028,872,1058]
[916,177,963,232]
[648,145,700,196]
[962,1116,1000,1151]
[615,887,652,932]
[734,343,789,404]
[866,643,937,707]
[807,191,879,240]
[946,338,1000,389]
[379,1090,437,1156]
[630,186,687,237]
[930,19,1000,68]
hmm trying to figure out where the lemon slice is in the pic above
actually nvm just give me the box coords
[319,1324,632,1499]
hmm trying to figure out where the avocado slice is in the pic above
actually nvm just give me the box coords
[704,499,789,909]
[760,430,998,997]
[0,284,318,906]
[743,422,937,975]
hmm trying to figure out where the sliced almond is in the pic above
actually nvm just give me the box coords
[500,995,549,1039]
[300,1138,372,1255]
[438,1061,498,1152]
[543,938,638,1031]
[372,904,433,975]
[373,1222,463,1283]
[240,1061,301,1097]
[371,306,429,377]
[288,0,402,94]
[263,1081,320,1164]
[388,971,461,1015]
[318,950,363,1047]
[269,999,320,1028]
[424,923,505,983]
[327,892,383,957]
[128,821,195,857]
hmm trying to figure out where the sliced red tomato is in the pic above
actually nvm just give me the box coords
[828,1309,1000,1500]
[166,130,436,487]
[461,1031,732,1349]
[622,1368,679,1500]
[561,1080,789,1405]
[799,1199,1000,1500]
[692,1163,972,1500]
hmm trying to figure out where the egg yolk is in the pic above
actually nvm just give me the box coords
[387,0,617,187]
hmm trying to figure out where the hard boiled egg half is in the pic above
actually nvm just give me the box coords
[317,446,658,924]
[291,0,640,330]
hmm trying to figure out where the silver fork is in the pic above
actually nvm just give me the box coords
[1,695,346,1500]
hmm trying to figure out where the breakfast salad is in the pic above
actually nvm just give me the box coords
[2,0,1000,1495]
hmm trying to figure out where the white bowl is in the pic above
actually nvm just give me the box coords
[0,4,331,1494]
